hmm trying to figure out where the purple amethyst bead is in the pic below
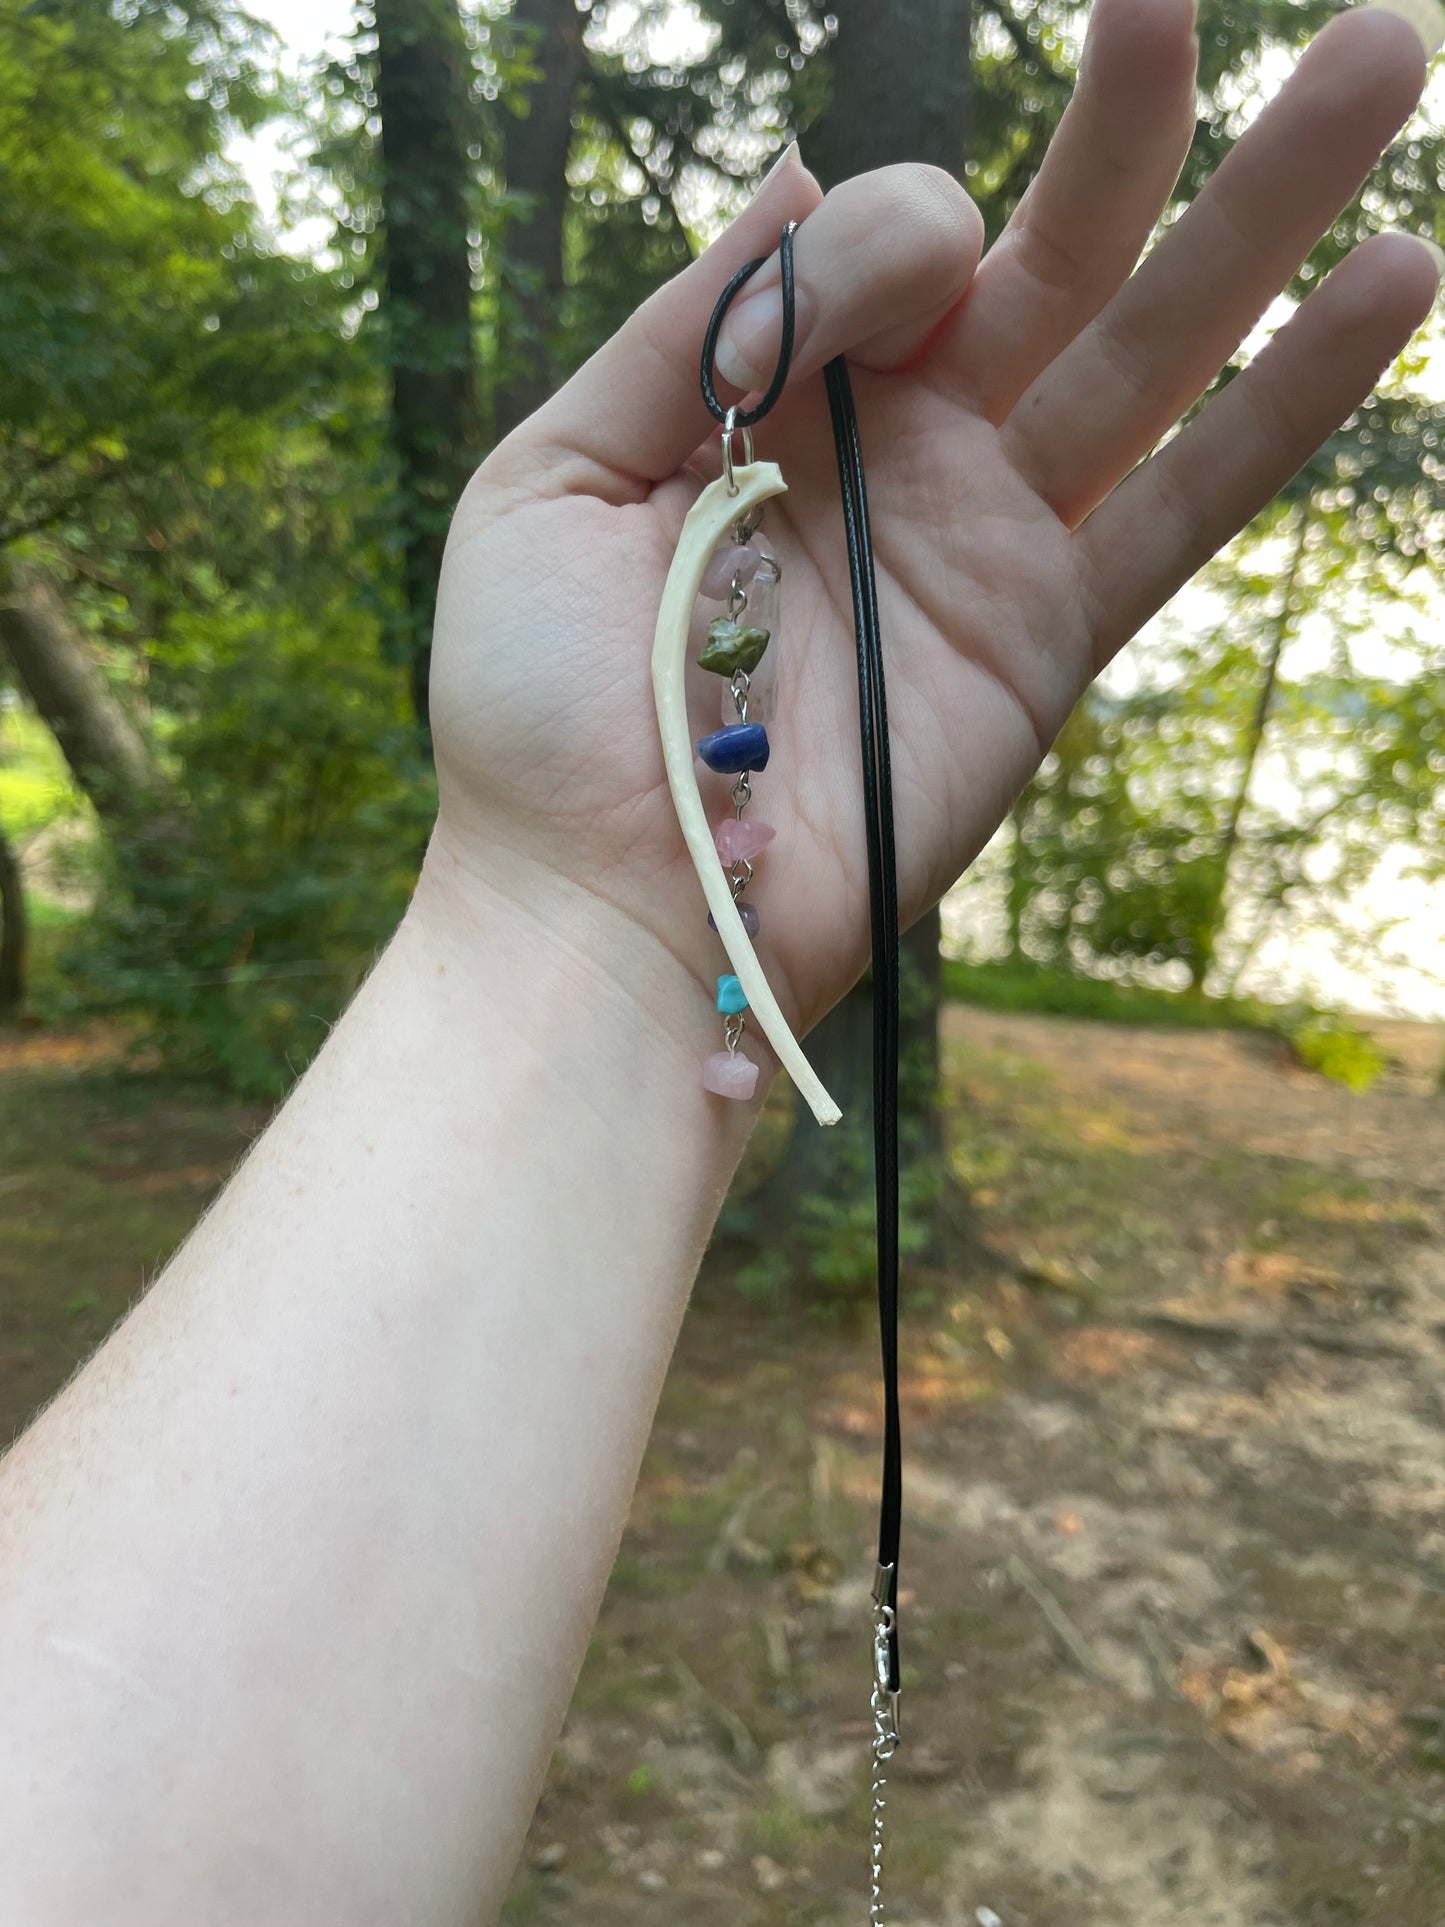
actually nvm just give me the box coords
[696,722,770,774]
[709,901,760,938]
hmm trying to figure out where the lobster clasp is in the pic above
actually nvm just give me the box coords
[871,1562,901,1752]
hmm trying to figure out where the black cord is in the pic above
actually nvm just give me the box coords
[701,224,903,1697]
[699,230,799,428]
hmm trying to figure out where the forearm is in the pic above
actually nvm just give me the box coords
[0,837,755,1925]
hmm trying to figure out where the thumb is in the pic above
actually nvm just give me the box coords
[503,145,823,496]
[714,164,984,393]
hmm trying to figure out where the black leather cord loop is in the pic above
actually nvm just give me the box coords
[700,225,903,1698]
[700,220,800,428]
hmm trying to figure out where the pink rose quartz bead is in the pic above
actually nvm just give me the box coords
[701,542,761,600]
[703,1050,760,1100]
[714,817,776,866]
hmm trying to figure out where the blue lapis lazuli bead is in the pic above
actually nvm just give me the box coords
[716,974,749,1016]
[696,722,770,774]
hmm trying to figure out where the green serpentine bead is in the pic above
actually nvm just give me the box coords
[698,617,770,677]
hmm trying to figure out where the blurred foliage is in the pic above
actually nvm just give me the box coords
[0,0,421,1090]
[977,6,1445,1005]
[0,708,76,841]
[1003,446,1445,999]
[68,586,432,1095]
[1,0,1441,1111]
[1289,1011,1390,1090]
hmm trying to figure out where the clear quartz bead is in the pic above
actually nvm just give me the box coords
[720,547,780,725]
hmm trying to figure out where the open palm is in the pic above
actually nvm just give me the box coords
[428,0,1439,1043]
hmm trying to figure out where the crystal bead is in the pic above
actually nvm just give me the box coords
[696,723,769,774]
[702,1050,760,1100]
[714,817,775,865]
[716,974,748,1015]
[720,549,780,725]
[710,901,760,937]
[701,542,760,600]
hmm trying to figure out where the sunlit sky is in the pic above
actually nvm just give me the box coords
[236,0,1445,1020]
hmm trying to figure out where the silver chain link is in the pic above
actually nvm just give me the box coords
[730,666,750,724]
[868,1718,890,1925]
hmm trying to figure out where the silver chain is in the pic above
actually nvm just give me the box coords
[869,1575,900,1923]
[868,1723,890,1924]
[711,464,763,1061]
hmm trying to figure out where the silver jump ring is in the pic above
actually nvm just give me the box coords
[721,406,755,497]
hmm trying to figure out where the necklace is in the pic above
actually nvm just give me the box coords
[651,218,904,1920]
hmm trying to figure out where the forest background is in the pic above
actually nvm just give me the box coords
[3,0,1445,1293]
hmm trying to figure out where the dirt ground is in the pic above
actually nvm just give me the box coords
[3,1010,1445,1925]
[509,1009,1445,1927]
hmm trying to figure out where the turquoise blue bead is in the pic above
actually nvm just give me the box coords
[696,723,770,774]
[716,974,749,1015]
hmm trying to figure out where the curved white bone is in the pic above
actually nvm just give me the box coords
[651,462,841,1127]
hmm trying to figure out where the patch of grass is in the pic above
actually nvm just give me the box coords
[1,902,88,1025]
[943,959,1389,1089]
[1289,1013,1388,1092]
[499,1872,548,1925]
[943,1053,1175,1268]
[943,957,1266,1029]
[1235,1161,1431,1274]
[0,1061,263,1439]
[748,1796,814,1856]
[602,1548,699,1601]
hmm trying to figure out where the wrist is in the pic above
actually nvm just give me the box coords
[399,819,770,1162]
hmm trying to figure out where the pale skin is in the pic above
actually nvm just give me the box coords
[1,2,1440,1919]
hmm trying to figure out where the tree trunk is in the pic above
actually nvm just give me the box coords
[751,0,977,1275]
[0,812,25,1015]
[1194,501,1311,992]
[493,0,587,442]
[1005,797,1028,958]
[0,568,166,828]
[374,0,483,738]
[810,0,972,191]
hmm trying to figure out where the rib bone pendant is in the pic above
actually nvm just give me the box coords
[651,459,841,1127]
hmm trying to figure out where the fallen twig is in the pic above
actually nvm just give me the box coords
[1007,1553,1102,1679]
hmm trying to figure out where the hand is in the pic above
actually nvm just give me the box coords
[426,0,1439,1045]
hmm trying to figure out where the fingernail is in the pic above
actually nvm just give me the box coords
[1365,0,1445,58]
[716,143,809,390]
[756,139,802,191]
[716,284,785,391]
[1414,234,1445,279]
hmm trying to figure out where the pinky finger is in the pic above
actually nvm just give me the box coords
[1075,231,1442,669]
